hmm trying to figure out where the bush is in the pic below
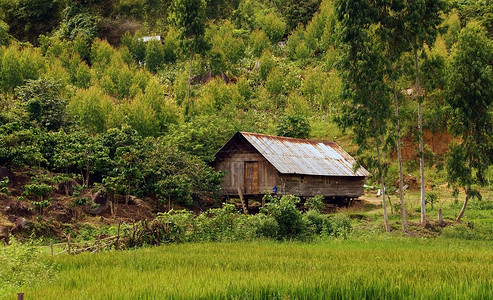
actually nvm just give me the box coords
[330,214,352,238]
[276,114,310,139]
[260,12,287,43]
[305,195,323,212]
[157,209,195,243]
[24,183,52,200]
[303,209,330,235]
[249,29,270,57]
[263,194,306,240]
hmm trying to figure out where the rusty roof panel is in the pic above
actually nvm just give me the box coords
[240,132,369,177]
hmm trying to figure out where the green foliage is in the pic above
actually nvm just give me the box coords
[281,0,321,31]
[0,0,62,44]
[0,19,11,46]
[145,138,224,206]
[425,191,439,209]
[169,0,208,54]
[305,195,323,212]
[24,183,52,200]
[16,78,67,131]
[249,29,270,57]
[259,12,286,44]
[446,22,493,201]
[59,10,98,41]
[69,86,113,133]
[166,114,238,162]
[258,49,275,81]
[0,176,9,194]
[262,194,305,240]
[0,239,55,296]
[276,114,310,139]
[0,44,46,93]
[145,40,165,73]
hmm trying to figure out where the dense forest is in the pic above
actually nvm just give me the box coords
[0,0,491,228]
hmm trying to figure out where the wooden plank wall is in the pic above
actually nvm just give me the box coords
[214,138,278,196]
[277,175,365,198]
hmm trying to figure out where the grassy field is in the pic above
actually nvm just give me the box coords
[7,238,493,300]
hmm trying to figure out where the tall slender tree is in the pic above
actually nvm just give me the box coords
[169,0,208,116]
[405,0,446,226]
[377,0,410,233]
[446,22,493,223]
[335,0,392,232]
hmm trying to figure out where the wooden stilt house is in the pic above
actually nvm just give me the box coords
[212,132,369,200]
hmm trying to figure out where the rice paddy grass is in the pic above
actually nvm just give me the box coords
[12,238,493,299]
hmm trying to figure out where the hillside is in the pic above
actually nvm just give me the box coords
[0,0,492,239]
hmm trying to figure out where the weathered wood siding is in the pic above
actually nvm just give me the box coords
[214,138,278,196]
[276,174,365,198]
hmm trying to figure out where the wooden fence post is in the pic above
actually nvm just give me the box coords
[115,222,121,250]
[67,234,71,255]
[17,293,24,300]
[50,239,53,256]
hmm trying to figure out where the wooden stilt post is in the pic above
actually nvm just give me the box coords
[238,187,247,214]
[50,239,53,256]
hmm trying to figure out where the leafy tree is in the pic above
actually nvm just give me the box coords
[59,4,98,42]
[0,0,62,44]
[282,0,321,31]
[276,114,310,139]
[335,0,392,232]
[405,0,446,226]
[68,86,113,133]
[0,122,45,168]
[249,29,270,57]
[145,40,164,73]
[16,78,67,131]
[0,44,46,93]
[260,12,286,44]
[263,194,306,240]
[0,20,11,46]
[166,114,238,163]
[143,139,223,208]
[169,0,208,116]
[446,22,493,222]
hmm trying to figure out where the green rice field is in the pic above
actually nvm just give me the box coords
[8,238,493,299]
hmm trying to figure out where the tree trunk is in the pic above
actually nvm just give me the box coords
[438,207,443,224]
[456,188,470,223]
[375,135,390,232]
[185,50,194,116]
[414,47,426,226]
[85,161,90,187]
[392,79,407,233]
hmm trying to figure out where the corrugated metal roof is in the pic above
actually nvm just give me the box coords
[240,132,369,177]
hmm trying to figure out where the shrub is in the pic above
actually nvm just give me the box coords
[24,183,52,200]
[276,114,310,139]
[305,195,324,212]
[0,176,9,195]
[263,194,306,240]
[260,12,286,43]
[330,214,352,239]
[303,209,330,235]
[249,29,270,57]
[425,192,439,209]
[157,210,195,243]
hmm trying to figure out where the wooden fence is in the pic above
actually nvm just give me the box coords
[41,223,122,256]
